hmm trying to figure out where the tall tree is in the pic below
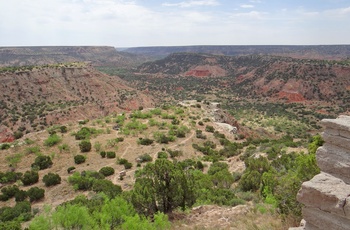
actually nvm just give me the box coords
[132,159,195,216]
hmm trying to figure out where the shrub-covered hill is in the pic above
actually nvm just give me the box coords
[0,63,154,142]
[0,103,323,229]
[135,53,350,105]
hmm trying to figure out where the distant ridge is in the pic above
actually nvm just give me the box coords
[124,45,350,60]
[0,46,147,67]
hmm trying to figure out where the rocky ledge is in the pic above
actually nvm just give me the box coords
[291,115,350,230]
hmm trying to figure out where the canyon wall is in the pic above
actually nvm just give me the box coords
[291,115,350,230]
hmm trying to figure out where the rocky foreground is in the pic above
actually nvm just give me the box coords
[291,115,350,230]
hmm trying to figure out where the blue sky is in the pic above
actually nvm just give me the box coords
[1,0,349,47]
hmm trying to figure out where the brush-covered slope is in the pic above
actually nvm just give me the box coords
[136,53,350,103]
[0,63,154,141]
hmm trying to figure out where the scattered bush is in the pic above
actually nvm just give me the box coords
[67,166,76,174]
[44,134,61,147]
[60,126,68,133]
[0,143,11,150]
[118,158,128,165]
[0,185,20,201]
[157,151,168,159]
[138,138,154,146]
[106,151,116,159]
[13,131,23,140]
[92,179,122,198]
[27,187,45,202]
[100,151,106,158]
[74,155,86,164]
[31,155,53,170]
[0,201,31,223]
[167,149,183,158]
[79,140,92,152]
[42,173,61,186]
[138,154,152,163]
[14,190,27,202]
[124,162,132,169]
[21,171,39,186]
[205,125,215,133]
[99,167,115,177]
[0,171,22,184]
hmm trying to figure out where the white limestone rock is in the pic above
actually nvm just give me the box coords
[303,207,350,230]
[316,144,350,184]
[297,173,350,218]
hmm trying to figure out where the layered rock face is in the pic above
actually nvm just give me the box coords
[293,115,350,230]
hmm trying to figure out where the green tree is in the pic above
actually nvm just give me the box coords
[52,204,97,229]
[132,159,195,216]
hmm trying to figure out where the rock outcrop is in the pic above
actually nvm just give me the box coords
[292,115,350,230]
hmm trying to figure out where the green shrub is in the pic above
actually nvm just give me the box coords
[167,149,183,158]
[99,167,115,177]
[106,151,116,159]
[25,146,40,154]
[14,190,27,202]
[205,125,215,133]
[0,221,22,230]
[21,171,39,186]
[44,134,61,147]
[67,166,76,174]
[100,151,106,158]
[0,171,22,184]
[79,140,92,152]
[124,162,132,169]
[157,151,168,159]
[74,155,86,164]
[60,126,68,133]
[0,185,20,201]
[118,158,128,165]
[0,143,11,150]
[13,131,23,140]
[0,201,31,222]
[31,155,53,170]
[239,170,261,192]
[58,143,70,153]
[42,173,61,186]
[196,160,204,170]
[138,153,152,163]
[92,179,122,198]
[27,187,45,202]
[138,138,154,146]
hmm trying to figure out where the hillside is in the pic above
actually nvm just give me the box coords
[134,53,350,106]
[0,46,148,67]
[0,63,154,142]
[124,45,350,60]
[0,101,317,229]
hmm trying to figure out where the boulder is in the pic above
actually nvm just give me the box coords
[297,173,350,218]
[302,207,350,230]
[316,144,350,184]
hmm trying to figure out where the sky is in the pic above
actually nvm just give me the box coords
[1,0,350,47]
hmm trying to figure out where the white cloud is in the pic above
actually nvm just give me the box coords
[162,0,219,8]
[240,4,254,8]
[232,11,268,19]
